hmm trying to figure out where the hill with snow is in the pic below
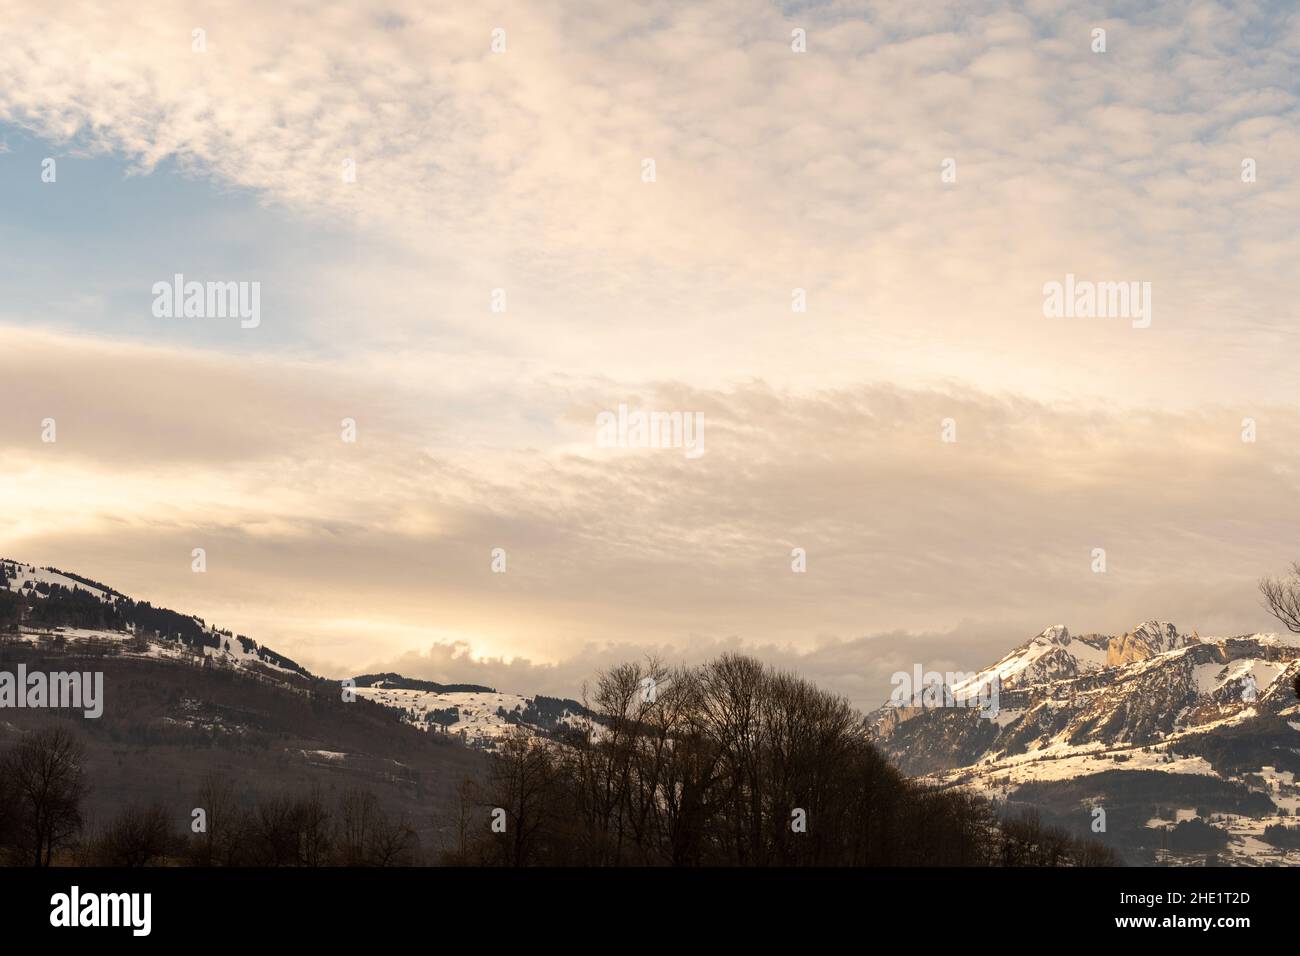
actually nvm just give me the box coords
[867,622,1300,865]
[0,559,492,849]
[1,559,588,750]
[11,557,1296,864]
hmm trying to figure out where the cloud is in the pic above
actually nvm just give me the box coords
[352,625,1024,714]
[1,2,1298,703]
[0,1,1297,404]
[3,327,1295,704]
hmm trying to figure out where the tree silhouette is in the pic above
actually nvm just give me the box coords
[2,725,86,866]
[1260,562,1300,634]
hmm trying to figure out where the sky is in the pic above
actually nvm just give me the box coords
[1,0,1298,710]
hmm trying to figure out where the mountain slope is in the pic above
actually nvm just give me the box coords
[1,558,588,749]
[0,559,487,852]
[868,621,1300,864]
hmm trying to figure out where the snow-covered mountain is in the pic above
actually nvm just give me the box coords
[0,559,492,849]
[868,621,1300,864]
[350,673,596,749]
[0,559,584,749]
[14,557,1298,863]
[946,621,1197,697]
[1,559,310,676]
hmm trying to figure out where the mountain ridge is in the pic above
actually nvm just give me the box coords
[10,556,1300,863]
[0,558,586,749]
[867,620,1300,864]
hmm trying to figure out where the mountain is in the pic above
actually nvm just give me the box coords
[0,559,591,750]
[0,560,311,676]
[15,557,1289,866]
[867,621,1300,865]
[352,679,598,748]
[0,559,488,851]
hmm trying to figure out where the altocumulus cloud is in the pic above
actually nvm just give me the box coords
[0,0,1297,703]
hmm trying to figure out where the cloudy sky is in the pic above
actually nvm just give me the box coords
[1,0,1298,709]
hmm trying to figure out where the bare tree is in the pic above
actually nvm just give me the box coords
[451,653,1118,868]
[0,767,16,855]
[3,725,87,866]
[1260,562,1300,633]
[489,730,564,866]
[438,777,483,864]
[298,785,334,867]
[90,802,174,866]
[191,773,244,866]
[252,793,312,866]
[337,788,380,866]
[368,815,419,866]
[337,787,417,865]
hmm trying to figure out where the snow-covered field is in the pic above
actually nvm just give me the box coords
[355,685,531,741]
[353,682,593,748]
[3,563,117,601]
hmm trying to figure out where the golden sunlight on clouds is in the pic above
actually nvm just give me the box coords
[0,1,1297,707]
[3,326,1297,708]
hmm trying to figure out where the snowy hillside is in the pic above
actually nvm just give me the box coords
[868,620,1300,864]
[2,559,589,750]
[353,680,597,750]
[3,562,119,602]
[2,559,311,678]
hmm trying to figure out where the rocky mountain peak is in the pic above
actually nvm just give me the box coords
[1106,621,1195,666]
[1034,624,1071,646]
